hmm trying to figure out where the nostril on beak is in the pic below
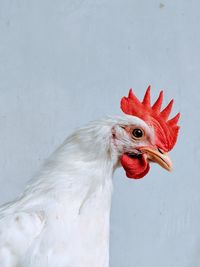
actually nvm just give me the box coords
[158,148,164,154]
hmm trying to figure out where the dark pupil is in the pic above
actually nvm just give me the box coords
[133,128,143,138]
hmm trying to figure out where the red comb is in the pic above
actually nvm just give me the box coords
[121,86,180,151]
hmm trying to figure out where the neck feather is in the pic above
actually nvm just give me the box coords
[24,118,119,199]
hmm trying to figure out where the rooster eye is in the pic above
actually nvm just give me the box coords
[132,128,143,139]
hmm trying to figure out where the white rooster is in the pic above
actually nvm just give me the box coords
[0,86,180,267]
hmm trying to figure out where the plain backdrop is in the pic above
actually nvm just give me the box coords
[0,0,199,266]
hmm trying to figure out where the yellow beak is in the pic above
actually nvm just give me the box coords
[140,147,173,172]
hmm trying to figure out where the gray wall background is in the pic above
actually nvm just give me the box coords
[0,0,199,266]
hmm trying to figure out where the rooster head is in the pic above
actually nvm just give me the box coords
[113,86,180,179]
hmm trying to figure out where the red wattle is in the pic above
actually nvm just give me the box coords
[120,154,150,179]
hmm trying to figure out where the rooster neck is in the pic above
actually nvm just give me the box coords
[26,155,115,211]
[24,119,118,209]
[14,119,123,267]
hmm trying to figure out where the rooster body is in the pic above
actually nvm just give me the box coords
[0,88,180,267]
[0,118,123,267]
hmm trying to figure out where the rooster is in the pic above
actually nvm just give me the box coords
[0,86,180,267]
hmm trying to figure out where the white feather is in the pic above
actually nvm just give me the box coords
[0,115,152,267]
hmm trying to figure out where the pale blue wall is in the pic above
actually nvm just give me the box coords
[0,1,199,266]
